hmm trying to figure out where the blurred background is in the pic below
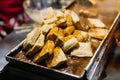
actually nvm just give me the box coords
[0,0,120,80]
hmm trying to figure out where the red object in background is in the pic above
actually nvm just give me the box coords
[0,0,25,38]
[0,0,24,23]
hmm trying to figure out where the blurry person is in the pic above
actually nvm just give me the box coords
[0,0,29,40]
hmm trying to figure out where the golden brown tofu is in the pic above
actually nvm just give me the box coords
[66,15,73,26]
[33,40,55,63]
[87,18,106,28]
[55,18,66,28]
[80,31,89,41]
[64,26,75,36]
[73,30,84,42]
[41,23,56,35]
[47,47,67,68]
[64,35,74,42]
[62,37,79,52]
[23,27,41,50]
[55,36,64,47]
[64,10,73,26]
[79,8,98,17]
[63,10,71,17]
[25,33,45,57]
[46,27,59,41]
[55,28,64,47]
[57,28,64,37]
[56,10,64,18]
[74,21,86,30]
[71,11,80,23]
[73,30,88,42]
[44,17,58,24]
[88,28,109,39]
[71,42,93,57]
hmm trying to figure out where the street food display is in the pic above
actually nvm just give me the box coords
[6,0,120,79]
[15,7,109,73]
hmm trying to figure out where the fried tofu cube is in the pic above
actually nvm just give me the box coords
[74,21,84,30]
[55,36,64,47]
[88,28,109,39]
[71,42,93,57]
[66,15,73,26]
[73,30,88,42]
[64,35,74,42]
[79,8,98,17]
[87,18,106,28]
[23,27,41,50]
[46,27,59,41]
[44,17,58,24]
[55,28,64,46]
[64,26,75,36]
[73,30,84,42]
[41,24,56,35]
[47,47,67,68]
[71,11,80,23]
[56,18,66,27]
[25,33,45,57]
[56,10,64,18]
[57,28,64,37]
[33,40,55,63]
[64,10,73,26]
[80,30,89,40]
[62,37,79,52]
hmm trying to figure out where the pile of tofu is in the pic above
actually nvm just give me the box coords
[23,7,108,68]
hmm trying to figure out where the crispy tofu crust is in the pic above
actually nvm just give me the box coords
[33,40,55,63]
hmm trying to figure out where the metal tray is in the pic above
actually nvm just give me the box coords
[5,0,120,80]
[6,41,86,80]
[5,13,120,80]
[86,13,120,80]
